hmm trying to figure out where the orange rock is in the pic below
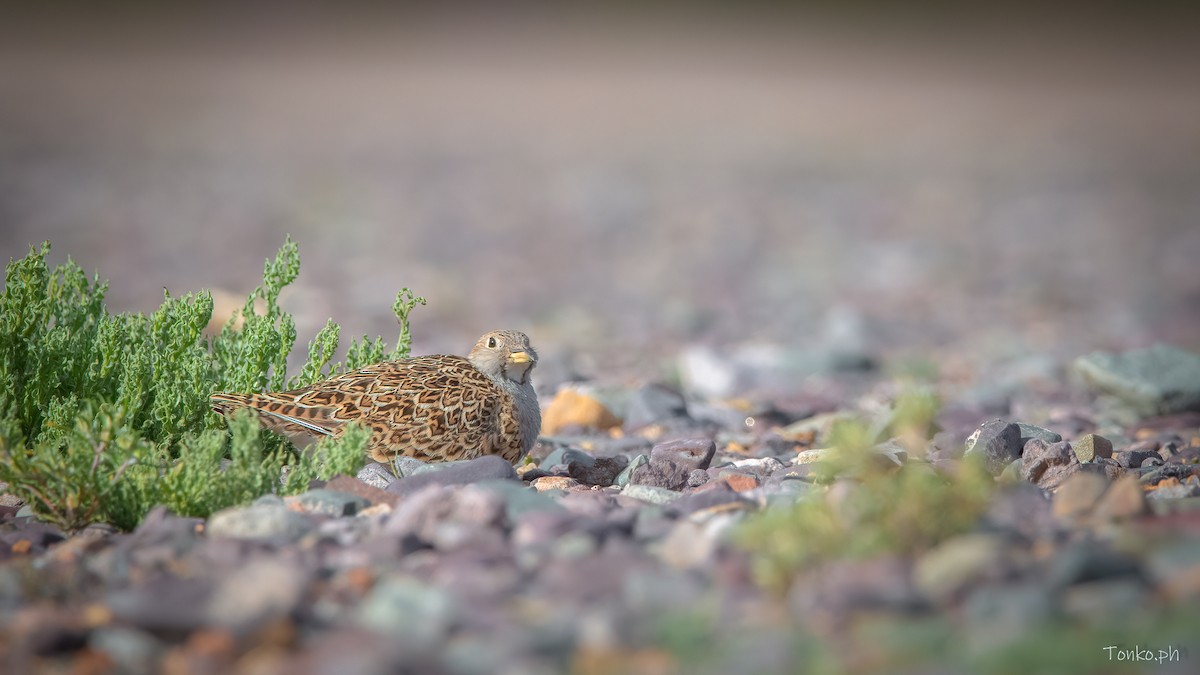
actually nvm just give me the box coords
[724,473,760,493]
[540,389,622,435]
[532,476,581,492]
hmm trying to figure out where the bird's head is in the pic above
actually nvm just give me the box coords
[468,330,538,385]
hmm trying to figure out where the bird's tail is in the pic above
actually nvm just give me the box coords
[209,392,337,438]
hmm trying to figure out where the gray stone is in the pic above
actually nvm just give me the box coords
[206,502,315,542]
[357,577,457,645]
[1074,344,1200,416]
[284,489,370,517]
[614,454,649,487]
[568,455,628,487]
[1016,423,1062,446]
[623,383,689,431]
[386,455,518,496]
[1021,440,1079,490]
[1114,448,1160,469]
[651,438,717,471]
[963,419,1023,476]
[538,447,594,471]
[1072,433,1113,463]
[621,484,682,505]
[686,469,709,487]
[356,462,397,489]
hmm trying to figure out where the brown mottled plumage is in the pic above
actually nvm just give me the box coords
[210,330,540,464]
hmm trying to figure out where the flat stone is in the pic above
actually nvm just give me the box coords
[1016,423,1062,446]
[620,484,682,506]
[651,438,717,472]
[718,471,759,493]
[206,503,315,542]
[284,489,370,517]
[1073,433,1114,463]
[1074,344,1200,416]
[531,476,581,492]
[386,456,518,497]
[964,419,1023,476]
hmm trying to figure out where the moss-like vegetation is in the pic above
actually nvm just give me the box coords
[736,393,995,592]
[0,238,424,530]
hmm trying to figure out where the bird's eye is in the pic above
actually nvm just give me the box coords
[487,336,498,349]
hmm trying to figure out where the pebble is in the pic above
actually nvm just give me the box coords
[531,476,581,493]
[1114,448,1161,469]
[386,456,519,496]
[568,456,628,487]
[1020,440,1079,490]
[964,419,1024,476]
[1072,433,1113,463]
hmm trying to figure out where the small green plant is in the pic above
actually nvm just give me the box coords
[736,393,995,592]
[0,238,421,530]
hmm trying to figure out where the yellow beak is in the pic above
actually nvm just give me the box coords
[508,351,531,364]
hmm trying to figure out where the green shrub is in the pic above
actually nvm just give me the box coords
[0,238,424,530]
[736,396,995,592]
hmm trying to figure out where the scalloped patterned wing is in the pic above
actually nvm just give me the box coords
[211,355,521,463]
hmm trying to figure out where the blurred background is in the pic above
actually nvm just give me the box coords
[2,4,1198,381]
